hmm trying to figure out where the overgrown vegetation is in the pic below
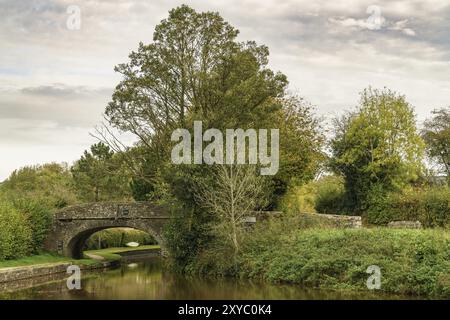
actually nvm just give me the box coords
[0,163,77,209]
[281,177,450,228]
[0,165,60,260]
[186,216,450,298]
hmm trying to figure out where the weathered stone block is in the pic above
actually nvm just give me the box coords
[387,220,423,229]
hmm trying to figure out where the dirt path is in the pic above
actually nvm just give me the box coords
[84,253,105,261]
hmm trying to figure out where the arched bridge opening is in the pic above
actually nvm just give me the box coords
[44,202,170,259]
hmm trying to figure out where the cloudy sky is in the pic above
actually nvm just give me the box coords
[1,0,449,180]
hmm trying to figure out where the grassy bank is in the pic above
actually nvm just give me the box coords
[0,253,105,269]
[84,245,160,260]
[0,245,160,269]
[187,221,450,298]
[0,254,72,269]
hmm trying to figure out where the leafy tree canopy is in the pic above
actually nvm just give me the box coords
[330,87,424,211]
[422,107,450,184]
[71,142,131,202]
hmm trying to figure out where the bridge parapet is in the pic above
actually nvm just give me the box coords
[55,202,169,221]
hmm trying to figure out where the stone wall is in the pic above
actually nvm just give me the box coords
[314,213,362,228]
[387,220,423,229]
[0,260,117,284]
[259,211,362,228]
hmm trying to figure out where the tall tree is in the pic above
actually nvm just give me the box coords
[101,6,324,201]
[422,107,450,185]
[71,143,130,202]
[100,5,325,269]
[330,87,424,211]
[102,5,287,165]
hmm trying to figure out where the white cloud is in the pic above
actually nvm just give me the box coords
[328,16,385,30]
[388,19,416,36]
[329,14,416,36]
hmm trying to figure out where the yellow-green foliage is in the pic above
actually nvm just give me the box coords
[280,176,345,215]
[0,164,68,259]
[0,202,33,260]
[280,183,317,214]
[0,163,77,209]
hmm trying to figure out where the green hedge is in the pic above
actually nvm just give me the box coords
[0,196,53,260]
[10,199,53,253]
[367,187,450,227]
[0,203,33,260]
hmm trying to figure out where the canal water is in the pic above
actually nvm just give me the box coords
[0,257,417,300]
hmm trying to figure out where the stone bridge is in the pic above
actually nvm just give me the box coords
[43,202,363,260]
[43,202,169,259]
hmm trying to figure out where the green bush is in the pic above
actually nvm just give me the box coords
[367,187,450,227]
[10,199,53,253]
[84,228,157,250]
[0,202,33,260]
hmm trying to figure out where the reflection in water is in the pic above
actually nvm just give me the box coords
[0,258,417,300]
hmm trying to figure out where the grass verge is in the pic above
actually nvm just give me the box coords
[0,245,160,269]
[84,245,160,260]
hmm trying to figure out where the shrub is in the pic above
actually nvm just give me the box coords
[10,199,53,253]
[0,202,33,260]
[242,226,450,298]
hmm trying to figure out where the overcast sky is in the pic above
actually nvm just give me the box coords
[1,0,449,180]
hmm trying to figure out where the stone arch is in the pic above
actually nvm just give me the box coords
[44,202,170,259]
[65,222,165,259]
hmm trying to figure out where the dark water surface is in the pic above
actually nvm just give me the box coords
[0,258,418,300]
